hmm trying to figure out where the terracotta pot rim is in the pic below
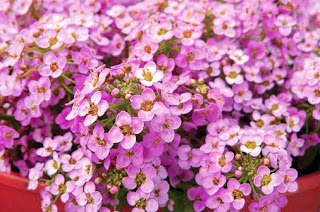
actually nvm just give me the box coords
[1,169,320,194]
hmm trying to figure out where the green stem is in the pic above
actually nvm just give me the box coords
[181,86,197,94]
[67,60,77,65]
[20,64,41,78]
[60,80,74,96]
[24,45,44,55]
[114,192,118,211]
[249,178,260,201]
[22,56,41,60]
[0,113,15,121]
[60,74,75,84]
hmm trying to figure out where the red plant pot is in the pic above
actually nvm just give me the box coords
[0,171,319,212]
[240,170,320,212]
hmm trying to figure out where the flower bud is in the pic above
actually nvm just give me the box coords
[111,88,120,97]
[124,93,132,100]
[110,186,119,194]
[263,158,270,165]
[237,166,243,171]
[235,170,242,178]
[94,177,102,185]
[235,154,241,160]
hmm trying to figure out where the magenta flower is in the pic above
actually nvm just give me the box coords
[45,152,60,176]
[49,174,75,203]
[133,35,158,61]
[187,187,208,212]
[151,113,181,143]
[223,64,243,85]
[174,22,202,46]
[36,137,57,157]
[28,163,44,190]
[150,180,170,205]
[130,88,165,121]
[240,133,263,157]
[205,189,230,211]
[57,27,89,44]
[78,91,109,126]
[60,149,84,172]
[3,42,24,67]
[276,168,298,193]
[233,82,252,103]
[36,29,62,49]
[127,190,159,212]
[28,77,51,102]
[108,111,144,149]
[72,47,99,74]
[213,18,236,38]
[275,14,296,36]
[0,126,19,149]
[254,166,282,195]
[175,44,206,70]
[123,165,156,193]
[248,194,283,212]
[156,54,175,81]
[116,143,143,168]
[200,171,226,195]
[134,62,163,86]
[150,21,173,43]
[109,33,125,56]
[209,151,234,173]
[76,181,102,211]
[87,124,113,160]
[38,52,66,78]
[24,95,42,118]
[287,133,304,157]
[220,179,251,210]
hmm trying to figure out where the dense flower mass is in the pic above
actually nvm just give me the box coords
[1,0,320,212]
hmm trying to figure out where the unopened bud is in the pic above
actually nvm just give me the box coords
[124,93,132,100]
[190,79,197,86]
[94,177,102,185]
[111,88,120,97]
[235,170,242,178]
[110,186,119,194]
[235,154,241,160]
[237,166,243,171]
[263,158,270,165]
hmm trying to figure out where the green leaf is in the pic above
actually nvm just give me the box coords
[297,144,320,169]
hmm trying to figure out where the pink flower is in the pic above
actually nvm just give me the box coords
[240,133,263,157]
[127,190,159,212]
[149,21,173,43]
[123,165,156,193]
[130,88,165,121]
[254,166,282,195]
[36,29,62,49]
[134,62,163,86]
[209,151,234,173]
[223,64,243,85]
[78,91,109,126]
[36,137,58,157]
[151,113,181,143]
[3,42,24,67]
[174,22,202,46]
[133,35,158,62]
[38,52,66,78]
[76,181,102,211]
[87,124,113,160]
[213,18,236,38]
[275,14,296,36]
[108,111,144,149]
[220,179,251,210]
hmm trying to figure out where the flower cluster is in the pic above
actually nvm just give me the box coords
[1,0,320,212]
